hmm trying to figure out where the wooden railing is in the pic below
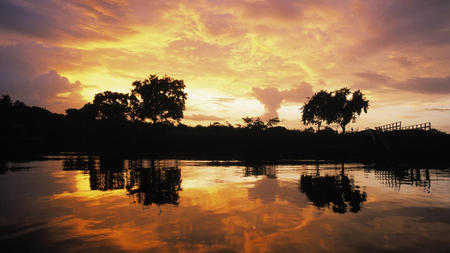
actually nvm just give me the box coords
[375,121,402,132]
[401,122,431,131]
[374,121,431,132]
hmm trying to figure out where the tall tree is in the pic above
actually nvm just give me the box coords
[301,88,369,132]
[301,90,332,131]
[131,75,187,123]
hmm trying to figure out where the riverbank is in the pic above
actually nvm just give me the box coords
[2,120,449,164]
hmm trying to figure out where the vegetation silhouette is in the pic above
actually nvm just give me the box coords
[301,90,331,131]
[65,74,187,124]
[299,166,367,213]
[92,91,136,121]
[1,76,449,164]
[242,117,280,131]
[302,88,369,132]
[131,75,187,123]
[62,155,182,206]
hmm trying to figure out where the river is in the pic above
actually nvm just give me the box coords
[1,155,449,252]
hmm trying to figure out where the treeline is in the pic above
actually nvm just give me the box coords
[1,72,449,163]
[1,93,449,164]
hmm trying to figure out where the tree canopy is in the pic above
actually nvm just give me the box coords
[301,90,332,131]
[93,91,136,121]
[301,88,369,132]
[131,75,187,123]
[65,74,187,124]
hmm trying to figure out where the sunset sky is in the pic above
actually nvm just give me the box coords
[0,0,449,131]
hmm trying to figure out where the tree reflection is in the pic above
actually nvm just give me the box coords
[63,155,96,171]
[299,166,367,213]
[244,164,277,178]
[126,165,181,206]
[90,157,125,191]
[62,156,182,206]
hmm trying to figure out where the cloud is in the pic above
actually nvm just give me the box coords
[0,43,86,112]
[280,82,315,103]
[351,0,450,55]
[0,70,85,113]
[388,55,412,67]
[209,97,236,106]
[184,114,224,121]
[253,82,313,119]
[425,108,450,112]
[252,87,283,119]
[354,72,450,95]
[395,76,450,94]
[354,72,391,84]
[0,0,136,43]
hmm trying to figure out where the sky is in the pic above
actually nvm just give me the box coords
[0,0,449,131]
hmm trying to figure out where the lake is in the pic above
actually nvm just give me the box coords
[1,155,449,252]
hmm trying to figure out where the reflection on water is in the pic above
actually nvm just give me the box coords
[63,156,182,206]
[299,172,367,213]
[244,164,277,178]
[371,168,432,191]
[1,156,449,253]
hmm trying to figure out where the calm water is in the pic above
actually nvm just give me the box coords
[1,156,450,253]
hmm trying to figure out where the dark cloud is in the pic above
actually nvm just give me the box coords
[0,42,83,75]
[353,72,450,95]
[0,43,86,112]
[0,0,135,43]
[352,0,450,55]
[184,114,224,121]
[253,82,313,119]
[0,70,85,113]
[0,1,58,38]
[396,76,450,94]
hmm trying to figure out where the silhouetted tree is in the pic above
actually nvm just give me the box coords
[331,88,369,133]
[0,95,12,127]
[0,95,12,109]
[131,75,187,123]
[93,91,135,121]
[301,88,369,133]
[242,117,266,130]
[301,90,332,131]
[267,117,280,127]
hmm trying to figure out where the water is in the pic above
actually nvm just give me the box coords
[1,156,449,252]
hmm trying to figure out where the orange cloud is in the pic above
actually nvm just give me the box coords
[0,0,449,130]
